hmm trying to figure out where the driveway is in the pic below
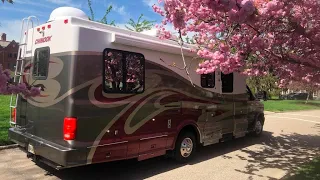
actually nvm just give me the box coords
[0,110,319,180]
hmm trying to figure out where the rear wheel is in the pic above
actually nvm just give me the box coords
[174,132,196,162]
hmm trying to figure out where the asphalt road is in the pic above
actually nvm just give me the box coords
[0,110,319,180]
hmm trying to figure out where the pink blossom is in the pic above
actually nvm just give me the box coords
[0,64,41,97]
[150,0,320,87]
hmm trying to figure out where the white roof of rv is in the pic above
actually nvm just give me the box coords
[140,29,158,36]
[48,7,88,22]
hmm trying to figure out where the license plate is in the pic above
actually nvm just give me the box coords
[27,144,35,154]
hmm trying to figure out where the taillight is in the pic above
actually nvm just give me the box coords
[11,108,16,123]
[63,117,77,140]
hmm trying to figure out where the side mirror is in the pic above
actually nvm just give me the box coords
[256,91,267,101]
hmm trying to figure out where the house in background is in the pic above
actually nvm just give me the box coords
[281,89,320,100]
[0,33,18,71]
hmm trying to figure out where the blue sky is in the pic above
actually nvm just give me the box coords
[0,0,163,41]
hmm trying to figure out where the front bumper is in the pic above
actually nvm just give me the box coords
[8,128,88,169]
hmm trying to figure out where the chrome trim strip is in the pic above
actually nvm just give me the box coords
[140,135,168,141]
[87,141,128,148]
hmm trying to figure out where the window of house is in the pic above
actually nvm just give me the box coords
[8,53,12,58]
[103,48,145,94]
[14,53,17,58]
[201,73,215,88]
[221,72,234,93]
[33,47,50,80]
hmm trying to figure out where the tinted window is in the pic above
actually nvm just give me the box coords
[201,73,215,88]
[103,48,145,94]
[221,72,233,93]
[33,47,50,80]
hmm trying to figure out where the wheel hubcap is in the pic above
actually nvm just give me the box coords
[255,121,262,134]
[180,138,193,158]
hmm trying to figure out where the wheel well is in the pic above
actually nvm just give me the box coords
[257,113,265,125]
[179,125,201,145]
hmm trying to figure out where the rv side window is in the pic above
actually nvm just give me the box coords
[221,72,233,93]
[201,73,215,88]
[33,47,50,80]
[103,49,145,94]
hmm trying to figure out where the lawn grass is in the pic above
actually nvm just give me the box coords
[263,100,320,112]
[284,157,320,180]
[0,95,14,146]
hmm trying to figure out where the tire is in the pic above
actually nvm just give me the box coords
[173,131,197,163]
[251,116,264,137]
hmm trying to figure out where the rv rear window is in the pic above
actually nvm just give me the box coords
[221,72,234,93]
[103,49,145,94]
[33,47,50,80]
[201,73,215,88]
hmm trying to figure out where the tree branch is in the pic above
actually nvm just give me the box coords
[264,49,320,71]
[246,24,261,35]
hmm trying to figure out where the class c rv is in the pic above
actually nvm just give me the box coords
[8,7,265,169]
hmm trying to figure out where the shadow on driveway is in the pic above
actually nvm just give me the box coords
[36,130,320,180]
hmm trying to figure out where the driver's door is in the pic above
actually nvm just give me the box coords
[232,87,252,138]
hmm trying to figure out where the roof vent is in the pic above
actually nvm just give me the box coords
[48,7,88,22]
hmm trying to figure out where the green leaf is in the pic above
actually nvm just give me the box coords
[125,25,135,31]
[125,13,156,32]
[87,0,95,21]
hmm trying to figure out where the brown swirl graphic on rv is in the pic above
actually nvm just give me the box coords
[23,57,65,106]
[86,71,217,164]
[86,89,212,163]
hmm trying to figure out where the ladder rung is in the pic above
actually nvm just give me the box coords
[19,43,27,46]
[16,58,25,61]
[10,105,17,108]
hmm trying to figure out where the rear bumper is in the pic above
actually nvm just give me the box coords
[8,128,88,169]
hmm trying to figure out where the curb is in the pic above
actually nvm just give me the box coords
[264,111,276,115]
[0,144,18,151]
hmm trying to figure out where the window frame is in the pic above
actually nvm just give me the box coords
[102,48,146,94]
[221,72,234,93]
[32,47,50,80]
[200,72,216,88]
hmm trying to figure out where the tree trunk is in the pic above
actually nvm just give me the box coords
[305,92,310,104]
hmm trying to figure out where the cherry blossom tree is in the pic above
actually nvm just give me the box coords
[0,65,40,97]
[152,0,320,87]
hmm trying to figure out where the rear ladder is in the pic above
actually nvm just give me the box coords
[9,16,39,127]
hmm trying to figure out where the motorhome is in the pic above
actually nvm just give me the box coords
[8,7,265,169]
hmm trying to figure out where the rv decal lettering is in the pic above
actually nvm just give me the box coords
[35,36,52,44]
